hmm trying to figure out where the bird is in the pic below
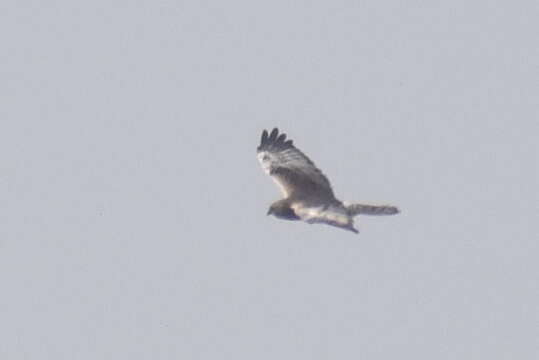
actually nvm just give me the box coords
[257,128,399,233]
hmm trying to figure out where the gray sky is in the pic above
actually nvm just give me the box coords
[2,1,538,359]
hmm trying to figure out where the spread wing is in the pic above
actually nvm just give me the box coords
[257,128,334,199]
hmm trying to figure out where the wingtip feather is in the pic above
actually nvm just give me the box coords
[269,128,279,141]
[261,129,269,145]
[257,127,295,152]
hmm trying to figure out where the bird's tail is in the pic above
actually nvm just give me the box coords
[345,203,400,216]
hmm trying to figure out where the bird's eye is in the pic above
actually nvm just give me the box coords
[263,155,269,161]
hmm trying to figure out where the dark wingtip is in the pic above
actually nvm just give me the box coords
[261,129,269,145]
[269,128,279,141]
[276,133,287,145]
[258,127,294,152]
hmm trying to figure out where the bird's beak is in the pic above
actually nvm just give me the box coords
[267,208,273,216]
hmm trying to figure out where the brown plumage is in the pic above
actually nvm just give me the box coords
[257,128,399,233]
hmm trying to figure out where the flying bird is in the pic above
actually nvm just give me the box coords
[257,128,399,233]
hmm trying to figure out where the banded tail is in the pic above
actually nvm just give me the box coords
[346,203,400,216]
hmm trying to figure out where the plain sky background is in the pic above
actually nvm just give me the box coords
[2,1,538,359]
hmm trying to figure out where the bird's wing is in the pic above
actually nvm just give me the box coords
[257,128,334,198]
[291,202,358,233]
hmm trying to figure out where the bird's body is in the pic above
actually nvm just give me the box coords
[257,128,399,233]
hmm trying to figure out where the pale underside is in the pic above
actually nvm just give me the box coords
[290,202,352,228]
[257,128,398,233]
[257,138,355,231]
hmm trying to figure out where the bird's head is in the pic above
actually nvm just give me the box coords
[267,201,300,220]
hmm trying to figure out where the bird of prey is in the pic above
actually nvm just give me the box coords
[257,128,399,233]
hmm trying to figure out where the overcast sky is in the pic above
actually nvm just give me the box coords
[2,1,538,359]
